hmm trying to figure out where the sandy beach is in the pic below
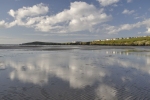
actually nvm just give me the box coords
[0,46,150,99]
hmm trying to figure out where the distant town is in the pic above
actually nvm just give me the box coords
[94,36,149,41]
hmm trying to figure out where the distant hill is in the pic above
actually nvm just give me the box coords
[21,41,90,45]
[21,41,62,45]
[21,36,150,46]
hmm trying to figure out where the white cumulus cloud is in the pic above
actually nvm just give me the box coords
[97,18,150,34]
[31,2,112,33]
[1,1,150,35]
[0,2,112,33]
[0,20,6,27]
[0,3,49,28]
[122,9,135,15]
[146,27,150,34]
[97,0,119,6]
[8,3,49,19]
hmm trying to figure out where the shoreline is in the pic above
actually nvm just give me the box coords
[0,45,149,51]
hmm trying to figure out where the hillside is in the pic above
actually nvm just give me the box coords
[90,36,150,46]
[21,41,62,45]
[21,36,150,46]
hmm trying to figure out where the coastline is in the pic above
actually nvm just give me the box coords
[0,45,149,51]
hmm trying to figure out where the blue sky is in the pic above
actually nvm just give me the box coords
[0,0,150,44]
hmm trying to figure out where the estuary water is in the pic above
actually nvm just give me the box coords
[0,46,150,100]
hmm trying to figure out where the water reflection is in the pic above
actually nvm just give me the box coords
[5,52,108,88]
[105,50,150,57]
[96,85,117,100]
[1,50,150,99]
[0,63,5,70]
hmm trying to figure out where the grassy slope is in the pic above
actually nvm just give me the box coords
[90,37,150,46]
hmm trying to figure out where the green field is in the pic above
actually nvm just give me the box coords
[90,36,150,46]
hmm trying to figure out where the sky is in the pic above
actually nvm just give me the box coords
[0,0,150,44]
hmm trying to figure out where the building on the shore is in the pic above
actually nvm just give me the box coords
[95,40,101,41]
[72,41,82,43]
[106,39,111,41]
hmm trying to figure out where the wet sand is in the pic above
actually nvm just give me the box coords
[0,46,150,100]
[0,45,149,50]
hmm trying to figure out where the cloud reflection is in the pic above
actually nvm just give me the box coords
[4,52,108,87]
[1,50,150,99]
[2,51,150,86]
[96,85,117,100]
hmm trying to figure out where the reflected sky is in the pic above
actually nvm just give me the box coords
[0,49,150,100]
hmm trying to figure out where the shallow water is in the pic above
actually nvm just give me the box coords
[0,46,150,100]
